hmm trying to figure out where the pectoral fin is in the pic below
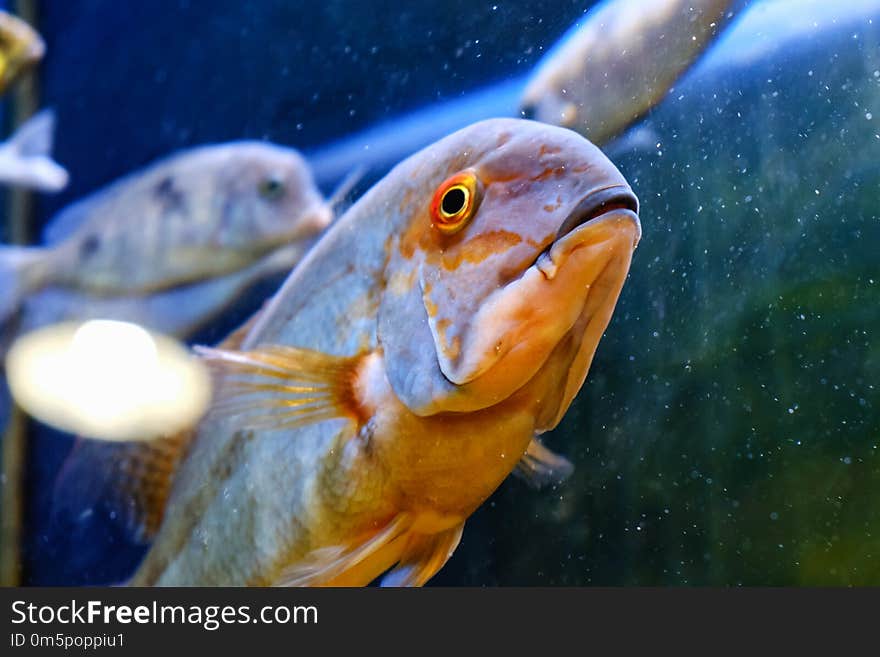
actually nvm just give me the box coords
[195,344,366,432]
[379,523,465,587]
[514,438,574,489]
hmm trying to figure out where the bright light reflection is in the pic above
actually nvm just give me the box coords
[5,320,211,441]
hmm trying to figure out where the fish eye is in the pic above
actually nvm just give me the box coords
[258,176,286,201]
[79,234,101,258]
[442,187,466,215]
[430,170,482,235]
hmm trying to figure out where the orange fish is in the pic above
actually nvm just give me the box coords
[67,118,641,586]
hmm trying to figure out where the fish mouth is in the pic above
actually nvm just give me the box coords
[555,185,640,240]
[280,203,334,245]
[535,185,640,280]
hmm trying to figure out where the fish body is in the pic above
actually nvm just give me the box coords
[0,109,68,192]
[520,0,746,143]
[118,118,640,587]
[0,142,331,325]
[13,241,312,344]
[0,10,44,95]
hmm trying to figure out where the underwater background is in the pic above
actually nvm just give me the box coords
[0,0,878,585]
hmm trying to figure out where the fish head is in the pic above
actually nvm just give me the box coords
[214,142,332,252]
[378,118,640,424]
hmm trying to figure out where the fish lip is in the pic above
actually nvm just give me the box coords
[280,203,334,244]
[534,185,640,280]
[555,184,640,241]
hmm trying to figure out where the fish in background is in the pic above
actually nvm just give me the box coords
[520,0,747,144]
[59,118,641,586]
[0,15,67,192]
[0,110,68,192]
[0,142,334,336]
[13,243,307,343]
[307,0,745,189]
[0,10,44,94]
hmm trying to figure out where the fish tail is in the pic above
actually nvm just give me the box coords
[1,109,69,192]
[0,244,49,325]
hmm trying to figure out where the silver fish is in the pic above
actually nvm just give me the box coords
[520,0,746,143]
[14,242,309,342]
[0,142,332,326]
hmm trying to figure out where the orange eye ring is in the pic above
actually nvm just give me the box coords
[429,170,482,235]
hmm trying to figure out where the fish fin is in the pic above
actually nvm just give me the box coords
[7,109,56,157]
[380,523,465,587]
[327,164,367,215]
[273,514,413,586]
[1,109,68,192]
[513,438,574,489]
[0,245,48,325]
[52,431,192,543]
[194,344,365,431]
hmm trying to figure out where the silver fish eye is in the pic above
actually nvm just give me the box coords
[258,175,286,201]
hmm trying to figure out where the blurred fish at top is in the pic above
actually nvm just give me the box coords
[0,10,44,94]
[0,110,68,192]
[0,142,333,333]
[308,0,744,190]
[520,0,747,144]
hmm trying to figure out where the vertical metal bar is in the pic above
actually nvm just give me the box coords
[0,0,40,586]
[8,4,38,244]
